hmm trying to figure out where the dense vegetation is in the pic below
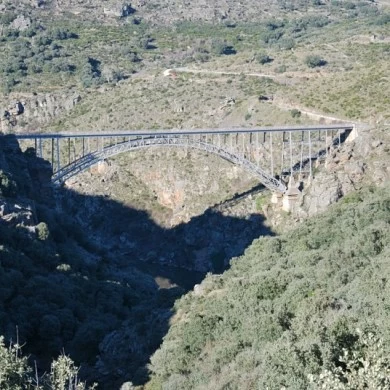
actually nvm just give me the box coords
[0,337,96,390]
[0,136,183,388]
[0,14,144,94]
[1,0,388,96]
[148,185,390,389]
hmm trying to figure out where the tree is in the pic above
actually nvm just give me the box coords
[0,78,16,95]
[79,57,102,88]
[101,65,125,83]
[0,170,18,197]
[49,354,97,390]
[256,53,273,64]
[0,336,30,389]
[290,109,302,118]
[0,337,97,389]
[210,39,236,55]
[36,222,50,241]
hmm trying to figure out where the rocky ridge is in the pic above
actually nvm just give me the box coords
[261,125,390,230]
[1,92,82,132]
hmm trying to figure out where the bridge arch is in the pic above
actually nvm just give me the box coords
[53,135,287,193]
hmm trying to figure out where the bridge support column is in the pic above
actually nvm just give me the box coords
[346,126,358,143]
[282,176,301,213]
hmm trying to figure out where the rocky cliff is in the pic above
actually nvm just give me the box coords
[1,92,82,132]
[261,125,390,230]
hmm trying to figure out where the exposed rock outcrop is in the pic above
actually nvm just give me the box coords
[292,126,390,220]
[103,3,135,18]
[1,92,82,131]
[0,198,36,227]
[10,14,32,31]
[262,126,390,230]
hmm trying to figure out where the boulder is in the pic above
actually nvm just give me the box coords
[0,199,37,227]
[11,15,32,31]
[103,3,136,18]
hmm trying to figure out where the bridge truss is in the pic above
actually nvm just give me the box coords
[16,125,354,193]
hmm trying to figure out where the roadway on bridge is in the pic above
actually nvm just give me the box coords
[15,124,355,140]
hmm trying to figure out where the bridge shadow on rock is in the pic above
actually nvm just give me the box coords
[0,133,273,389]
[58,179,273,388]
[62,180,273,276]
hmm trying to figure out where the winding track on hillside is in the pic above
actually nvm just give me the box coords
[164,67,358,125]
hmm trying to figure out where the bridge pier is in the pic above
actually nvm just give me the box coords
[345,125,358,143]
[271,176,302,213]
[282,176,301,213]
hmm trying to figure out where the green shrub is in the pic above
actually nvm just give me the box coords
[256,53,273,64]
[262,30,283,44]
[79,57,102,87]
[0,336,30,389]
[48,28,78,40]
[372,13,390,25]
[210,39,236,55]
[290,108,302,118]
[0,338,96,390]
[278,37,295,50]
[0,12,17,26]
[275,64,287,73]
[305,55,327,68]
[245,112,252,121]
[36,222,50,241]
[149,186,390,389]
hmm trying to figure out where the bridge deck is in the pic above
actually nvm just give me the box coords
[15,124,354,140]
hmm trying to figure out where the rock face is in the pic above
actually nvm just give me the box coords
[48,0,137,20]
[69,147,258,227]
[2,0,294,24]
[10,14,32,31]
[0,134,53,197]
[302,172,344,216]
[0,198,36,227]
[1,92,82,131]
[262,126,390,230]
[299,126,390,218]
[0,133,53,238]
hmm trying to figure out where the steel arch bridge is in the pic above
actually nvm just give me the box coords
[16,124,355,193]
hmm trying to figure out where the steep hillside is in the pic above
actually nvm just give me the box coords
[259,124,390,230]
[0,0,388,132]
[0,132,272,388]
[0,134,187,388]
[148,183,390,389]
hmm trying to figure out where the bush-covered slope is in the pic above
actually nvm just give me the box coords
[0,135,184,388]
[148,185,390,389]
[1,0,389,131]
